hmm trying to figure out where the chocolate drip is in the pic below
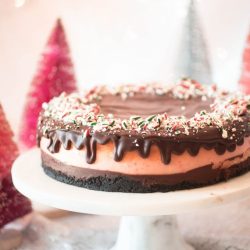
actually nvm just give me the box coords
[187,143,200,156]
[85,136,97,164]
[37,89,250,165]
[41,129,246,165]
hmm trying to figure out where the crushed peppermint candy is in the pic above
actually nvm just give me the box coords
[222,129,228,139]
[38,79,250,139]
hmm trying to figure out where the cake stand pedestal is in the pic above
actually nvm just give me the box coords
[111,215,193,250]
[12,149,250,250]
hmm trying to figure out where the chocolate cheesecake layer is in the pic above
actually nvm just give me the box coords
[41,151,250,193]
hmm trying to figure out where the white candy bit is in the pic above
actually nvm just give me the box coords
[222,129,228,139]
[107,113,114,119]
[121,93,128,100]
[42,102,48,109]
[184,127,189,135]
[201,95,207,101]
[155,88,165,95]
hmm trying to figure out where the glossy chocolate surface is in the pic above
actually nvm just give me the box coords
[99,93,213,119]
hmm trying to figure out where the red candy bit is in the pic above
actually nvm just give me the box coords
[242,107,247,114]
[211,84,217,91]
[193,81,203,90]
[163,113,168,119]
[180,90,185,94]
[138,86,146,92]
[83,128,91,137]
[180,82,190,89]
[230,99,238,105]
[172,123,182,131]
[151,121,160,129]
[92,105,100,115]
[239,30,250,94]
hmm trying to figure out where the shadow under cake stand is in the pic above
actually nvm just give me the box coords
[12,149,250,250]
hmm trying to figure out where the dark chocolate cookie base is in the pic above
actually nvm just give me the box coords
[42,159,250,193]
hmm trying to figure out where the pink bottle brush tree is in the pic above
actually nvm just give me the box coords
[0,104,19,175]
[19,19,78,150]
[0,104,32,228]
[239,29,250,94]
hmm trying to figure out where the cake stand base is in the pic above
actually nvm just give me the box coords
[12,149,250,250]
[111,215,193,250]
[0,214,32,250]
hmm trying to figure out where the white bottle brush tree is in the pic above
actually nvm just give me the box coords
[175,0,212,85]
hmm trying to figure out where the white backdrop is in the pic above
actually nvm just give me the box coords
[0,0,249,132]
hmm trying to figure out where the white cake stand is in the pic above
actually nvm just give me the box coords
[12,149,250,250]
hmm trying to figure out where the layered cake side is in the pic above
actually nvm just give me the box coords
[37,79,250,193]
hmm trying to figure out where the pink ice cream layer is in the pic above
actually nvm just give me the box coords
[40,137,250,175]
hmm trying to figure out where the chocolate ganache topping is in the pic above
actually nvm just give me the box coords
[37,78,250,164]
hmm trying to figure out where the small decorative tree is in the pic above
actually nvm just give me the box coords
[0,174,32,228]
[19,19,78,150]
[175,0,212,85]
[0,104,19,175]
[239,29,250,94]
[0,104,32,228]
